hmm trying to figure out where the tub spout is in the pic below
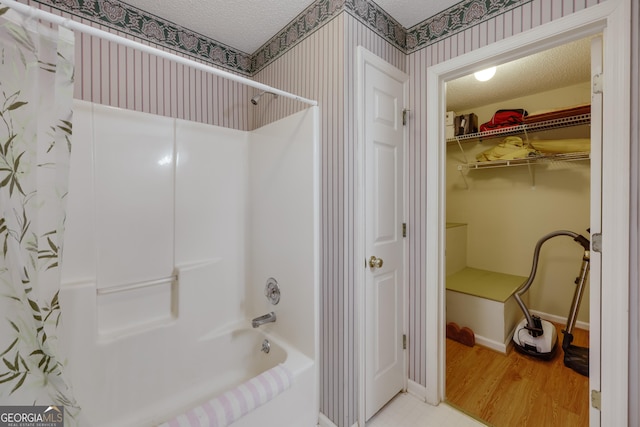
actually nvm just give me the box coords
[252,311,276,328]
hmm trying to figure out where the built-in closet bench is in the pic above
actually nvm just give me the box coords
[446,267,527,354]
[445,221,528,354]
[447,267,526,303]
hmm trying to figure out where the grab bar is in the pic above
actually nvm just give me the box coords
[97,275,177,295]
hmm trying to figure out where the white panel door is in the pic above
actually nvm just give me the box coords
[364,59,406,421]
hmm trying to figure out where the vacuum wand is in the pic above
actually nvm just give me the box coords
[513,230,584,334]
[564,251,590,337]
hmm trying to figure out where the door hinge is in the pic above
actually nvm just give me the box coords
[402,222,407,238]
[402,334,407,350]
[592,233,602,253]
[591,390,601,410]
[593,73,603,94]
[402,109,409,126]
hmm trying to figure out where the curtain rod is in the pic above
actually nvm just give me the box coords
[1,0,318,107]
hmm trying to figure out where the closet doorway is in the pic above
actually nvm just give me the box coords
[443,36,595,426]
[424,3,631,426]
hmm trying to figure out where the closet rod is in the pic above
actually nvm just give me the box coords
[1,0,318,107]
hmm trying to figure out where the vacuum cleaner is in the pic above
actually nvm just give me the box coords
[512,230,590,376]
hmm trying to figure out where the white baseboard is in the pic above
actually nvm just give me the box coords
[317,413,337,427]
[317,413,358,427]
[474,334,509,354]
[473,310,589,353]
[530,309,590,331]
[407,379,427,402]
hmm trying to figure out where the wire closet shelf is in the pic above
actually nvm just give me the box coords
[450,112,591,171]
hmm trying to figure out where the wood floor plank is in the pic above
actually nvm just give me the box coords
[446,323,590,426]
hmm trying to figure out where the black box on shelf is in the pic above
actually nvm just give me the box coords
[454,113,478,136]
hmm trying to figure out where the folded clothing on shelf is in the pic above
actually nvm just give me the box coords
[530,138,590,154]
[476,136,538,162]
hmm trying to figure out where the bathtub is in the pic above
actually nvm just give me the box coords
[96,321,316,427]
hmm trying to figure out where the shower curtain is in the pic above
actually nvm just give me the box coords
[0,5,80,423]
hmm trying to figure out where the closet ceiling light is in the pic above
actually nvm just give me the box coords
[474,66,497,82]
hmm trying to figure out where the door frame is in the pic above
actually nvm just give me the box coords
[356,46,409,425]
[424,1,630,426]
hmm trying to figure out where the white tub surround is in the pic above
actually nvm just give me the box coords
[60,100,319,426]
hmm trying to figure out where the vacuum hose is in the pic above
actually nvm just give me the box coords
[513,230,590,335]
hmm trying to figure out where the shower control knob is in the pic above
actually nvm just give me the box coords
[265,277,280,305]
[368,256,383,269]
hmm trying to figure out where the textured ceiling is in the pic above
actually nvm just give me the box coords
[121,0,459,54]
[377,0,461,29]
[446,36,593,112]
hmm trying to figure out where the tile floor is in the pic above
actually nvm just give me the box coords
[366,392,486,427]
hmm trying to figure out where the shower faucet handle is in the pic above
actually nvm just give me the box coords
[264,277,280,305]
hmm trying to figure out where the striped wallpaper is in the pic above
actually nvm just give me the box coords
[24,0,251,130]
[14,1,617,427]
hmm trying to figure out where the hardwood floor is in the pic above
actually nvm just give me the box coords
[446,324,590,427]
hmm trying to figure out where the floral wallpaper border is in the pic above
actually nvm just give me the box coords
[28,0,531,75]
[252,0,345,73]
[345,0,406,49]
[30,0,253,75]
[252,0,408,74]
[406,0,530,52]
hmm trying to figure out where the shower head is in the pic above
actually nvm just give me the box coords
[251,91,277,105]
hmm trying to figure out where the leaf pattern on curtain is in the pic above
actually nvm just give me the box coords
[0,4,80,423]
